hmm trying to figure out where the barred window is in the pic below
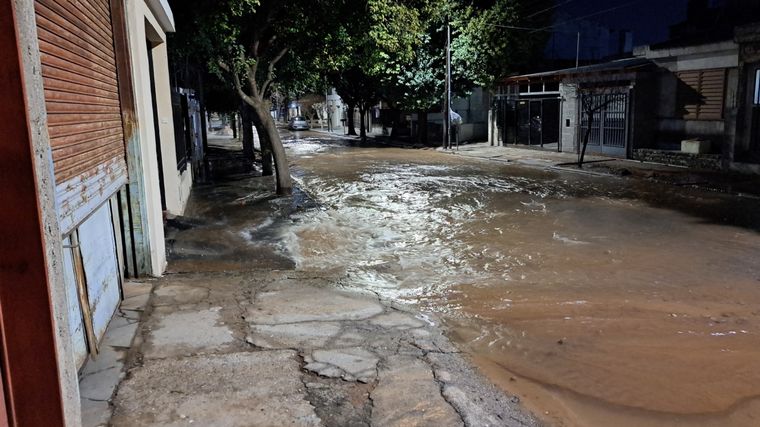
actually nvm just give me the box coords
[677,69,726,120]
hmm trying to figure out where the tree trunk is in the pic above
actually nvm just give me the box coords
[359,103,367,143]
[240,104,254,162]
[417,110,428,145]
[249,108,274,176]
[231,113,238,139]
[257,105,291,194]
[346,102,357,136]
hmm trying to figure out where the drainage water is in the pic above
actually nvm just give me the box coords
[280,138,760,427]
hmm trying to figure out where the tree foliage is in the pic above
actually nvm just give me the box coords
[168,0,553,177]
[169,0,343,194]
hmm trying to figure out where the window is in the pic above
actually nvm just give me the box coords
[677,69,726,120]
[754,69,760,105]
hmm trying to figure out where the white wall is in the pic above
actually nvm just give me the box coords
[126,0,168,275]
[151,40,191,215]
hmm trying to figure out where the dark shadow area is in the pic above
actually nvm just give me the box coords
[164,137,317,273]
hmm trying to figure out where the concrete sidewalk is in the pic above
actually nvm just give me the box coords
[444,142,760,199]
[82,142,540,426]
[108,270,536,426]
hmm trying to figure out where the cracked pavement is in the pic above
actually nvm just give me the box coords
[109,270,539,426]
[103,141,541,426]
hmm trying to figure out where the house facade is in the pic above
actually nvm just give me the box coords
[491,27,760,172]
[491,58,655,158]
[734,22,760,170]
[1,0,191,424]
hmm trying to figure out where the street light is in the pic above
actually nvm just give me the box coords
[443,19,451,150]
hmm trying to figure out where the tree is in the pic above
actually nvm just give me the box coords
[325,0,426,142]
[452,0,552,88]
[383,0,552,145]
[169,0,339,195]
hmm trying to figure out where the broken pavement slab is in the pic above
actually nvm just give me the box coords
[248,321,342,349]
[142,307,236,359]
[247,285,384,324]
[80,281,154,427]
[111,351,321,427]
[305,347,379,383]
[152,283,211,307]
[370,310,426,330]
[371,355,464,427]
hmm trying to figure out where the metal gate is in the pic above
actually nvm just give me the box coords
[493,96,517,145]
[579,92,629,157]
[517,98,560,150]
[494,96,560,150]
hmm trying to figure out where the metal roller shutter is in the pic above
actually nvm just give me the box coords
[34,0,128,234]
[677,69,726,121]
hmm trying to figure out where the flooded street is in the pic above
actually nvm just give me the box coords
[279,131,760,427]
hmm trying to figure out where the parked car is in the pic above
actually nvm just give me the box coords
[288,116,310,131]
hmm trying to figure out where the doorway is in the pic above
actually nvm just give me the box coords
[515,98,561,150]
[146,39,167,211]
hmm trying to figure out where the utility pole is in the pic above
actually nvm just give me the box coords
[575,31,580,68]
[443,20,451,150]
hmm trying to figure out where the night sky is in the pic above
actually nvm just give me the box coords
[554,0,689,45]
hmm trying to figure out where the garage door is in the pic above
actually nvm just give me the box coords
[34,0,128,234]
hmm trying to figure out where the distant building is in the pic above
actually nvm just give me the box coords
[490,21,760,172]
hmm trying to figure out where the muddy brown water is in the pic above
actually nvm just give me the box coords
[278,133,760,426]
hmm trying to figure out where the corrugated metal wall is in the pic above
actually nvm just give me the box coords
[34,0,128,234]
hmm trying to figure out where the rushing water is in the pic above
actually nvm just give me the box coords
[280,133,760,426]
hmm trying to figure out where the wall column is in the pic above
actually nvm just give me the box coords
[1,0,81,424]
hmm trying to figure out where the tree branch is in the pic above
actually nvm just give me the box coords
[221,60,256,107]
[233,72,257,107]
[247,62,260,100]
[260,47,289,98]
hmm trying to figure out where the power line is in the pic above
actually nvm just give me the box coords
[490,0,642,34]
[532,0,643,33]
[486,22,579,34]
[523,0,576,20]
[486,23,554,32]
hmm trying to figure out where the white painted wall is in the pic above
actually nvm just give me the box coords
[126,2,166,275]
[124,0,180,275]
[151,40,191,215]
